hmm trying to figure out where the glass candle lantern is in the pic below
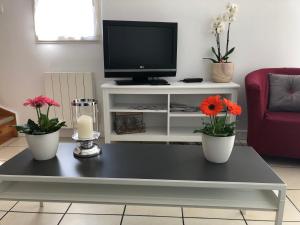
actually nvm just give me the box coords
[71,99,101,158]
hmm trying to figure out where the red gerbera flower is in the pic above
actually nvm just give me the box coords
[223,98,242,116]
[200,95,224,116]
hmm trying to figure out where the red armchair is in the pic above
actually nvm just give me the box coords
[246,68,300,158]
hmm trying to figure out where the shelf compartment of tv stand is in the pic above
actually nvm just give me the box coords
[169,112,226,117]
[110,127,167,142]
[169,127,201,142]
[110,104,168,113]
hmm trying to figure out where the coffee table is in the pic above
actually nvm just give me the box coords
[0,143,286,225]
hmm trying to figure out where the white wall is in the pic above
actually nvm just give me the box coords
[0,0,104,125]
[1,0,300,131]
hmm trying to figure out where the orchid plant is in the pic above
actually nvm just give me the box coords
[204,3,238,63]
[16,96,66,135]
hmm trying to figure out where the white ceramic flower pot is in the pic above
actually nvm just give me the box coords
[202,133,235,163]
[25,130,60,160]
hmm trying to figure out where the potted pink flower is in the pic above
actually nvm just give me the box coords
[16,96,66,160]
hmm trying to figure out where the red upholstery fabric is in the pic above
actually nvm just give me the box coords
[245,68,300,158]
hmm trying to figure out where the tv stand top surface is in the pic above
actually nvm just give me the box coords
[102,81,240,89]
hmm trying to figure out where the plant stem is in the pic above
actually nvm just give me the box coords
[35,107,40,121]
[216,33,221,62]
[209,116,213,127]
[46,105,50,119]
[223,110,228,129]
[212,115,216,135]
[225,23,231,63]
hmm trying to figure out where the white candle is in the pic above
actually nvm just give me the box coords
[77,115,93,139]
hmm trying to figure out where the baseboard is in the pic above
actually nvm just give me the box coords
[236,129,247,141]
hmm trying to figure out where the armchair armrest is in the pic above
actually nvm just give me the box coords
[245,70,269,121]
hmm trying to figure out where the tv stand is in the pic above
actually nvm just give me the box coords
[101,81,240,143]
[115,78,169,85]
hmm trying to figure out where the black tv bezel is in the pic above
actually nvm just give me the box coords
[103,20,178,78]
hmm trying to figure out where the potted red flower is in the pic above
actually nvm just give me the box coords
[194,95,241,163]
[16,96,66,160]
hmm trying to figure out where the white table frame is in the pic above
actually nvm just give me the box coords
[0,175,286,225]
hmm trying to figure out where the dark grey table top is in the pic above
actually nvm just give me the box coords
[0,143,284,184]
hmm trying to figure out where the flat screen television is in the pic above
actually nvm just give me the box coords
[103,20,178,85]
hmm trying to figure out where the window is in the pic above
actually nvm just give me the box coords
[34,0,99,42]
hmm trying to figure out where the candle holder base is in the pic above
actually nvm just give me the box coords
[72,131,101,158]
[73,144,101,158]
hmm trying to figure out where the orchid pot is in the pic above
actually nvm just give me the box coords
[211,62,234,83]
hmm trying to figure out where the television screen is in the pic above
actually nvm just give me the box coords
[103,20,177,78]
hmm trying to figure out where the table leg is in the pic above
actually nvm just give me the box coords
[275,189,286,225]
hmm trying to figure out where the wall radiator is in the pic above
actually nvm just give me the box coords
[44,72,94,128]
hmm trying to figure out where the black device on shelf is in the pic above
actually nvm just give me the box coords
[116,78,170,85]
[180,78,203,83]
[103,20,178,85]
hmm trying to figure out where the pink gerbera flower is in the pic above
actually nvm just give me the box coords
[23,96,60,108]
[23,98,36,107]
[24,96,46,108]
[44,97,60,107]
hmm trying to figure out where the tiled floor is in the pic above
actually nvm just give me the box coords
[0,137,300,225]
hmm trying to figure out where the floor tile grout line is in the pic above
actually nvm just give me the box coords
[181,207,185,225]
[64,203,72,214]
[240,210,248,225]
[57,202,72,225]
[286,195,300,214]
[9,210,66,215]
[246,219,300,222]
[0,201,19,221]
[65,212,125,216]
[8,201,19,212]
[184,216,248,221]
[120,205,126,225]
[122,214,182,218]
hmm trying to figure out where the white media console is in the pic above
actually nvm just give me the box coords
[102,81,240,143]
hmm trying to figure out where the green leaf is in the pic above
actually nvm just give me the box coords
[14,125,31,134]
[223,47,235,58]
[203,58,218,63]
[211,47,219,59]
[27,119,39,131]
[193,129,202,133]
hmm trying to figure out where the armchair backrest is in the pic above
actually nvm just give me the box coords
[248,67,300,98]
[245,68,300,120]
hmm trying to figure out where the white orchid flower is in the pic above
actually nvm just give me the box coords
[227,3,238,11]
[223,12,230,22]
[228,16,236,22]
[217,23,225,34]
[227,4,238,15]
